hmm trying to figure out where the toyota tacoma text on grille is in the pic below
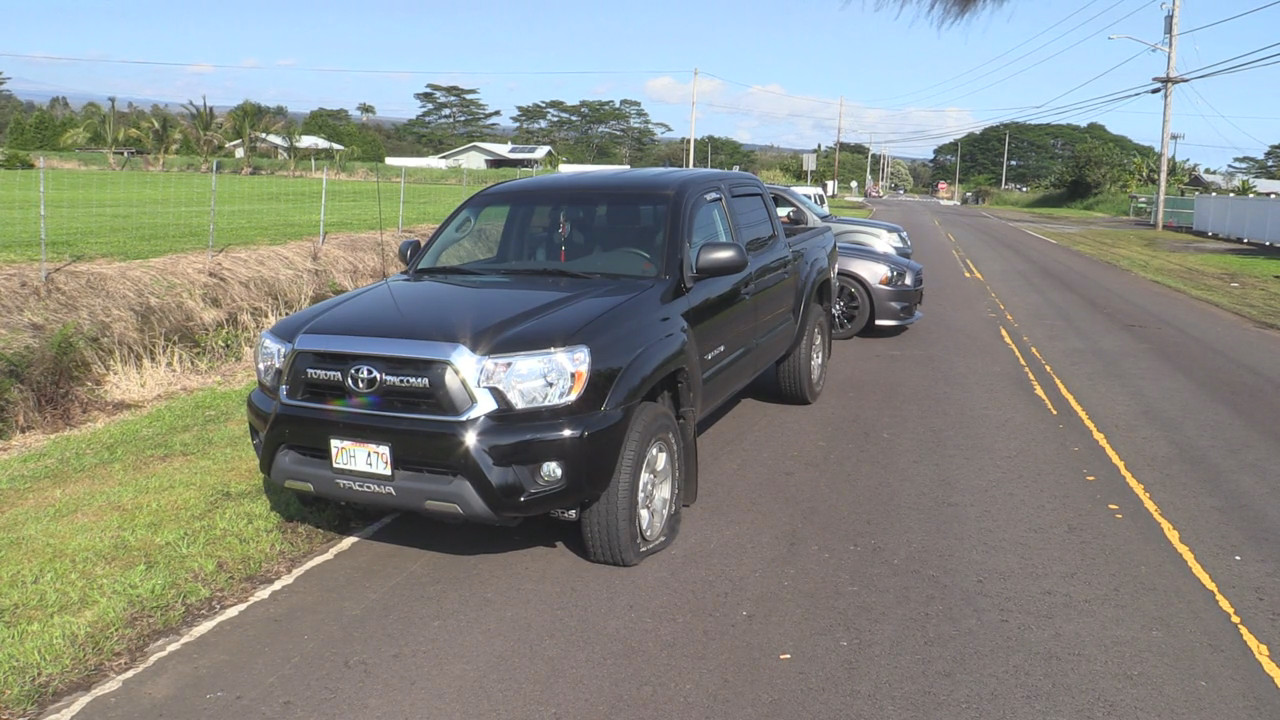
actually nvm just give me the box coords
[247,169,837,565]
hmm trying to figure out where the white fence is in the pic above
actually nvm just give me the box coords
[1192,194,1280,245]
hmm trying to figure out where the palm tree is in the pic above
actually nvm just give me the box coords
[182,95,224,173]
[1234,178,1258,194]
[128,107,182,171]
[61,97,129,169]
[356,102,376,123]
[224,100,286,174]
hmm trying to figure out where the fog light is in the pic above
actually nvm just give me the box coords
[538,461,564,486]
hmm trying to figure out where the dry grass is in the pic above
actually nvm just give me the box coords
[0,225,435,446]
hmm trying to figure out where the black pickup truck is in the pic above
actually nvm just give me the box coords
[248,169,837,565]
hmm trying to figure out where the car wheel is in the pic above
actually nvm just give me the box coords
[832,275,872,340]
[581,401,682,566]
[776,300,830,404]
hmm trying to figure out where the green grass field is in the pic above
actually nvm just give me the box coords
[0,167,498,263]
[1038,227,1280,329]
[0,382,361,715]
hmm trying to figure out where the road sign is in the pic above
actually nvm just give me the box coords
[937,180,949,191]
[802,153,817,171]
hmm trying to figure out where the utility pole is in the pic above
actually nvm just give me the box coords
[833,97,844,196]
[1000,131,1010,190]
[865,134,873,197]
[687,68,698,169]
[954,140,961,202]
[1154,0,1182,230]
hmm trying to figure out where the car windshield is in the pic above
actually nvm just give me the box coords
[412,192,670,279]
[791,191,832,219]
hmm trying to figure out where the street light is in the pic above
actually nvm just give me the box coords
[1106,34,1167,53]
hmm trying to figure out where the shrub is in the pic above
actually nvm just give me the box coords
[0,148,36,169]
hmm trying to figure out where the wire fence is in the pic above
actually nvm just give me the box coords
[0,159,533,281]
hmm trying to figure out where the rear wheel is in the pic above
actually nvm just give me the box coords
[777,301,830,404]
[581,402,683,566]
[832,275,872,339]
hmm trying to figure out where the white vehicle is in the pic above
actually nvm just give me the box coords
[789,185,828,210]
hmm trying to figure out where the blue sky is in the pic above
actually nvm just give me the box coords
[4,0,1278,169]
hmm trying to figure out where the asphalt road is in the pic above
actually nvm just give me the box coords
[49,200,1280,720]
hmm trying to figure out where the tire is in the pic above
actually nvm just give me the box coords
[832,274,872,340]
[581,402,683,566]
[776,300,830,404]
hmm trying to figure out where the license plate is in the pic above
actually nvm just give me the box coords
[330,438,392,477]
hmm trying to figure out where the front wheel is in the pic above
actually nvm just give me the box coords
[581,402,683,566]
[776,301,830,404]
[832,275,872,340]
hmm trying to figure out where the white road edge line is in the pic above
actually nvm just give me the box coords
[43,512,400,720]
[1020,227,1059,244]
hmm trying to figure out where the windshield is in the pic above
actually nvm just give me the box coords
[413,192,670,279]
[791,191,831,218]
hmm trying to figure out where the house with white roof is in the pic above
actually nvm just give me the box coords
[1187,171,1280,195]
[225,132,345,159]
[432,142,556,170]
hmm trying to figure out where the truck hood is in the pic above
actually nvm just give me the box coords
[287,274,652,355]
[825,216,906,233]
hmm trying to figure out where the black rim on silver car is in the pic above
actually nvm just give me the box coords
[637,438,674,541]
[833,279,868,337]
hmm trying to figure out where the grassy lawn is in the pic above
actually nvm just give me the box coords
[986,205,1113,219]
[827,197,874,218]
[0,168,488,263]
[1036,227,1280,329]
[0,383,361,716]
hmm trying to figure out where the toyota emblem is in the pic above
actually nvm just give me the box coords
[346,365,381,393]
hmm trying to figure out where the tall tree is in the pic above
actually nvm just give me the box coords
[182,95,224,172]
[0,71,21,143]
[404,84,500,153]
[128,105,183,171]
[224,99,287,173]
[356,102,376,123]
[61,97,129,169]
[1228,144,1280,179]
[610,99,672,165]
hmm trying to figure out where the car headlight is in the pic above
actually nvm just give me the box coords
[479,346,591,410]
[255,331,291,393]
[879,267,908,287]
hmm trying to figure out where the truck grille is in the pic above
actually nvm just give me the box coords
[285,352,475,417]
[913,269,924,288]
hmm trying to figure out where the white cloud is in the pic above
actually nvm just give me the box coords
[275,58,297,67]
[645,74,975,155]
[241,58,262,68]
[185,63,216,75]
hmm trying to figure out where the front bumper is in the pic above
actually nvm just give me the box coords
[871,285,924,327]
[248,388,635,524]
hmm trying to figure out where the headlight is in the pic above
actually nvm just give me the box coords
[255,331,291,393]
[479,346,591,410]
[879,267,908,287]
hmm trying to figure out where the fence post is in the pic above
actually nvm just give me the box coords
[207,159,219,259]
[398,166,406,235]
[463,168,468,195]
[316,164,329,255]
[39,156,48,283]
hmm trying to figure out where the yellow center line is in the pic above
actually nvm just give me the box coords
[1031,344,1280,689]
[998,326,1057,414]
[952,248,971,277]
[951,243,1280,690]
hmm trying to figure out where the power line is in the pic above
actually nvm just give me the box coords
[924,0,1160,108]
[1178,0,1280,36]
[863,0,1108,103]
[0,53,687,76]
[1175,42,1280,79]
[1184,84,1269,147]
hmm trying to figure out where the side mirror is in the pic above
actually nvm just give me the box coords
[786,208,806,226]
[398,238,422,267]
[693,242,748,278]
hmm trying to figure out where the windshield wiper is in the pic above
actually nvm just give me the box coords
[493,267,597,279]
[410,265,491,275]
